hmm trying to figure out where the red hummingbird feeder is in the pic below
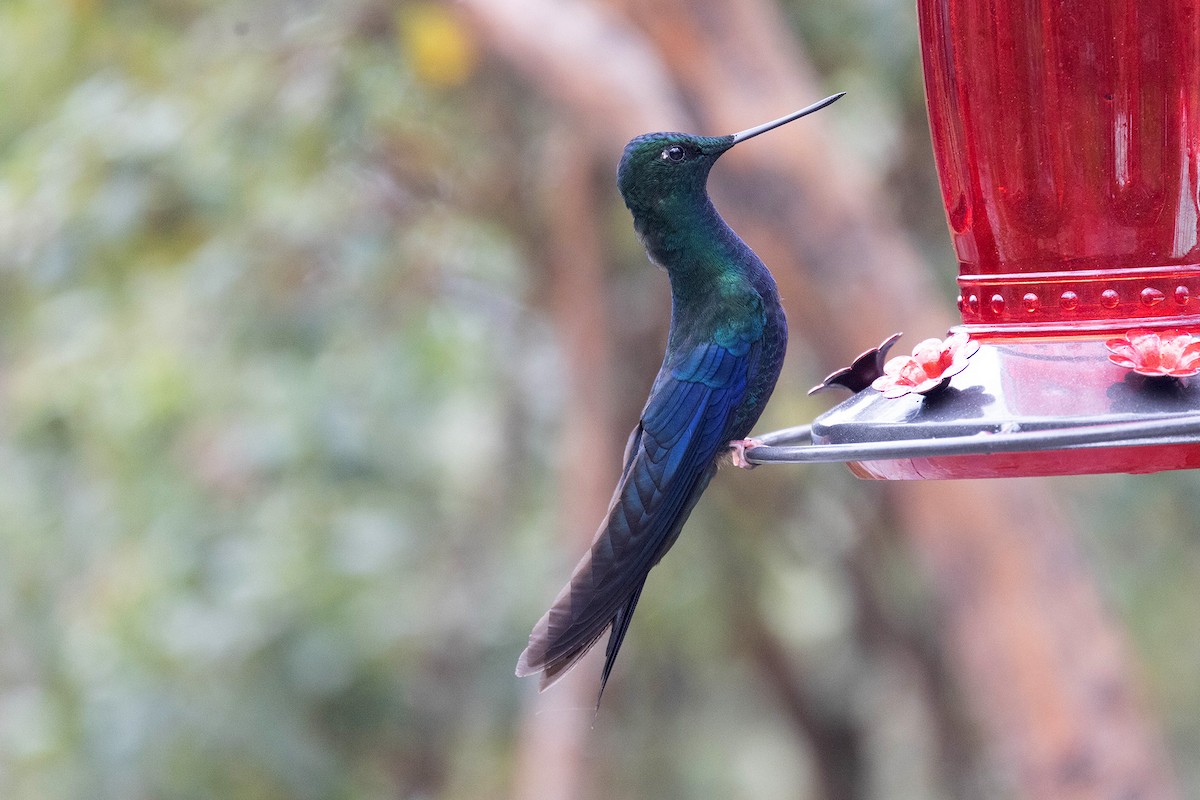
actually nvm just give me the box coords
[753,0,1200,478]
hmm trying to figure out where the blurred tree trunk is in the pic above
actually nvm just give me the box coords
[465,0,1182,797]
[510,127,621,800]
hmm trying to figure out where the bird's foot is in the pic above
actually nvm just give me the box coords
[728,438,764,470]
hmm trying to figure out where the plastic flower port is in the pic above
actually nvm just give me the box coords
[1105,329,1200,378]
[809,332,903,395]
[871,332,980,399]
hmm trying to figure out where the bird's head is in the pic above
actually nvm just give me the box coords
[615,93,846,220]
[616,133,732,215]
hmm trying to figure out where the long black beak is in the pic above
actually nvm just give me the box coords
[729,92,845,145]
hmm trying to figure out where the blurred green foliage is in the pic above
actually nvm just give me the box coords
[0,2,550,797]
[2,1,1200,799]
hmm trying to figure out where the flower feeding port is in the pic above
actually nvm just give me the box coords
[749,0,1200,479]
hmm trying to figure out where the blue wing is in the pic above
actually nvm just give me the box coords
[516,334,758,697]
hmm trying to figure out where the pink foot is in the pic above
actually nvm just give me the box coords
[728,438,764,470]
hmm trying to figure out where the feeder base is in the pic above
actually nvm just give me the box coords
[811,340,1200,480]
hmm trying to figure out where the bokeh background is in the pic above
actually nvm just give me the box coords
[1,1,1199,798]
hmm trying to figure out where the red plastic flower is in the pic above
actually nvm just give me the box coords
[1105,329,1200,377]
[871,332,980,398]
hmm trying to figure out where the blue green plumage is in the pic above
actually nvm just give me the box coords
[517,96,841,699]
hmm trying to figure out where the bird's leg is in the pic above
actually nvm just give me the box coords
[727,438,764,470]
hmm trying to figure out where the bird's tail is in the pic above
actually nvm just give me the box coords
[516,428,716,698]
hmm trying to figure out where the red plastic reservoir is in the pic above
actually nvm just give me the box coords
[923,0,1200,337]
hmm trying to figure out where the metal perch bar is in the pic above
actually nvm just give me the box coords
[748,415,1200,465]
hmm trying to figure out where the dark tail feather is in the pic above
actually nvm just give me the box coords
[515,572,608,691]
[597,579,646,706]
[514,579,645,696]
[523,626,605,692]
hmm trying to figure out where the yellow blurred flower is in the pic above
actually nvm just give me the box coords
[399,4,478,88]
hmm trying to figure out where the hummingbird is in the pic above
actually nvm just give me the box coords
[516,93,845,700]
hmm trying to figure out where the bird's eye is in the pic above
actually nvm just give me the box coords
[660,145,686,163]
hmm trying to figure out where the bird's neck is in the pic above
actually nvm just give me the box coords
[634,193,768,306]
